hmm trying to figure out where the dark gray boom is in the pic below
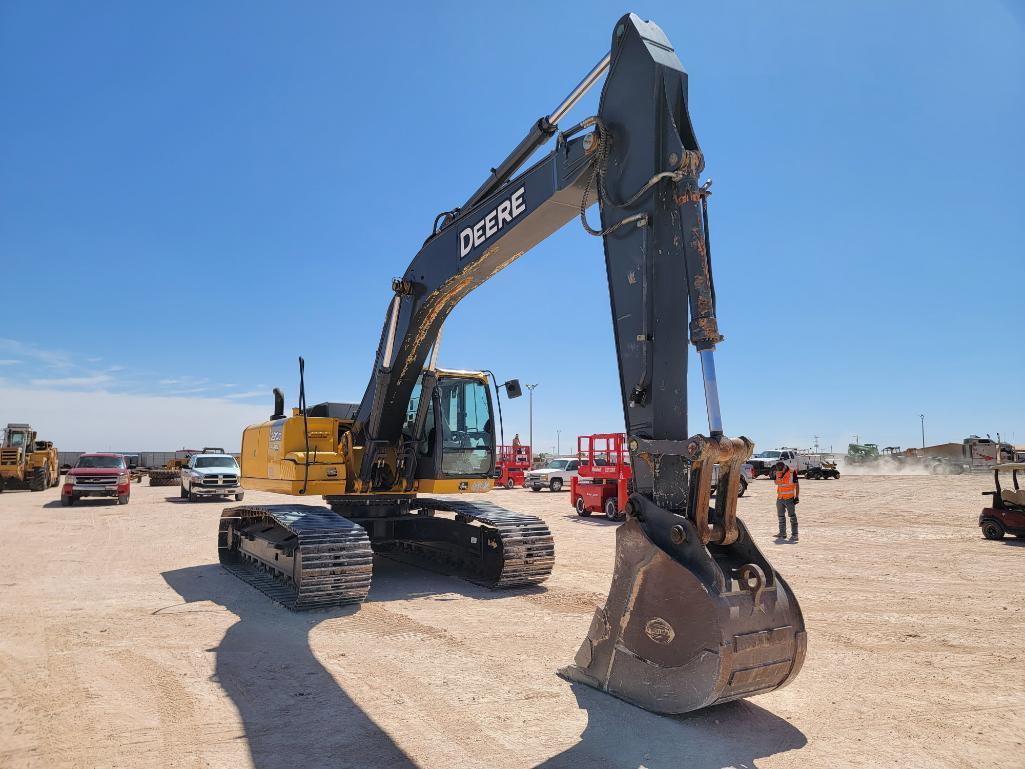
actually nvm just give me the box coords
[352,13,806,714]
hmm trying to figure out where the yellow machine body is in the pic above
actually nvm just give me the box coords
[240,370,496,498]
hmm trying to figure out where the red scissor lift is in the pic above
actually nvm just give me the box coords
[494,444,531,489]
[570,433,632,521]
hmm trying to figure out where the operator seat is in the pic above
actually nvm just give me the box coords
[1000,488,1025,508]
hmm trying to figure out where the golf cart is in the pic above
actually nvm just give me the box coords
[979,463,1025,540]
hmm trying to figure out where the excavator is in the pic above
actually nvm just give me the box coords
[219,13,805,715]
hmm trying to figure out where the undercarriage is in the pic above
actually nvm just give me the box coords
[218,497,554,609]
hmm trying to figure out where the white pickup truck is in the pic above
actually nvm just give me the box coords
[524,457,580,492]
[748,449,839,480]
[180,450,244,502]
[712,463,755,497]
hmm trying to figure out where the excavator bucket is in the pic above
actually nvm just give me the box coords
[561,511,805,713]
[561,434,805,713]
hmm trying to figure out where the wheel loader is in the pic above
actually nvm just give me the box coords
[219,13,805,715]
[0,423,60,492]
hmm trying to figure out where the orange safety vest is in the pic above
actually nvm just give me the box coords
[774,468,798,499]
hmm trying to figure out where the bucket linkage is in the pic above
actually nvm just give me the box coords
[561,433,806,714]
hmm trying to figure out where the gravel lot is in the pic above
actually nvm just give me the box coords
[1,474,1022,769]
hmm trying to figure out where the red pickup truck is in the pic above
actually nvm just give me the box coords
[61,453,132,506]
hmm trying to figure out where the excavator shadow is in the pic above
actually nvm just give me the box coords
[365,553,549,602]
[162,563,418,769]
[536,683,807,769]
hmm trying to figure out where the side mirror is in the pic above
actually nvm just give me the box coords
[503,379,522,399]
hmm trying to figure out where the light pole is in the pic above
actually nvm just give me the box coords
[556,429,561,455]
[920,414,925,449]
[526,383,538,465]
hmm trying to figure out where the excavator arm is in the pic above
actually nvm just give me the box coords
[226,13,805,715]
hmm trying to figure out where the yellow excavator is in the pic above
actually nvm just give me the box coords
[219,13,805,715]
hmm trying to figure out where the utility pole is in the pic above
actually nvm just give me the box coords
[556,429,561,456]
[920,414,925,449]
[526,383,538,465]
[813,435,820,454]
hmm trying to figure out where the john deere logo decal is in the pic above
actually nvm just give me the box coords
[644,617,676,645]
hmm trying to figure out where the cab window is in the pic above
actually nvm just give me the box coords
[437,377,493,476]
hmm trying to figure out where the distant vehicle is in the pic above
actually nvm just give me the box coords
[910,436,1015,473]
[524,457,580,492]
[494,444,531,490]
[117,453,145,483]
[180,450,243,502]
[0,423,60,492]
[748,449,809,478]
[571,433,632,520]
[979,463,1025,540]
[711,462,754,497]
[749,449,838,480]
[62,453,131,506]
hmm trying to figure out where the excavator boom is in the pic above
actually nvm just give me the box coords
[222,12,805,715]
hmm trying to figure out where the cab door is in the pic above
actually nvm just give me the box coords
[412,375,495,482]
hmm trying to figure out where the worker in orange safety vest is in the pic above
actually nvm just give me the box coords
[772,460,800,542]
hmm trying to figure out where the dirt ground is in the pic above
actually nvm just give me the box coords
[1,474,1023,769]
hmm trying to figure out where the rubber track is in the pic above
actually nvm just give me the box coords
[219,504,373,610]
[412,498,555,587]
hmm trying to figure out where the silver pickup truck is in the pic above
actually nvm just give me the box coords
[180,450,244,502]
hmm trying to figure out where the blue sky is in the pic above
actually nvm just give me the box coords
[1,1,1022,452]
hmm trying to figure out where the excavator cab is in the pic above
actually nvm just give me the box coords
[406,371,496,483]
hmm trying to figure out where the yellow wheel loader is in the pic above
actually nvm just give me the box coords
[0,423,60,492]
[221,13,805,715]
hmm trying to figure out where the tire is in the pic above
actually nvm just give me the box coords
[982,520,1004,540]
[575,496,591,516]
[180,483,188,498]
[549,478,563,493]
[118,494,130,505]
[188,489,198,502]
[738,478,748,498]
[505,478,515,490]
[234,492,244,502]
[29,464,48,492]
[530,486,541,492]
[61,494,73,507]
[604,498,621,521]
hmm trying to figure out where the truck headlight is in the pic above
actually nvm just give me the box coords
[118,473,130,483]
